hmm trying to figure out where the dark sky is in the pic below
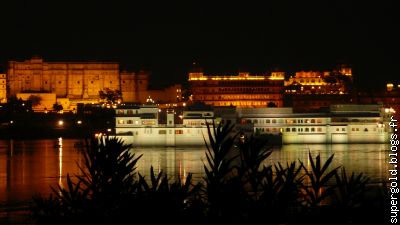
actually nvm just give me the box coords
[0,0,397,89]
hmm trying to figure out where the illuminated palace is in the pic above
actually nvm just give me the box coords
[7,57,181,111]
[284,66,352,94]
[189,70,285,108]
[0,73,6,103]
[283,66,354,111]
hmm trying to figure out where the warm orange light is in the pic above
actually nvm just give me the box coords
[387,83,394,92]
[210,77,265,80]
[189,77,208,81]
[268,77,284,80]
[190,75,268,81]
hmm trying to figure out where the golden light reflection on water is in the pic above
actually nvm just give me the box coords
[132,147,207,183]
[0,139,84,206]
[58,137,63,191]
[266,144,390,184]
[0,139,391,208]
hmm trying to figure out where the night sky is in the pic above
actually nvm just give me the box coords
[0,0,397,89]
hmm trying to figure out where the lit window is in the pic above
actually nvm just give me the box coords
[118,120,124,124]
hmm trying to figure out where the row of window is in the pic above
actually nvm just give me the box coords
[258,127,381,133]
[140,129,202,135]
[284,127,324,132]
[296,78,323,83]
[205,87,280,93]
[256,127,280,133]
[259,127,331,133]
[195,95,281,101]
[24,80,115,85]
[350,127,378,132]
[213,101,274,106]
[118,119,139,125]
[117,109,140,115]
[185,121,206,126]
[245,118,324,124]
[118,119,157,125]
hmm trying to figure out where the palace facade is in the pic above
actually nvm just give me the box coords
[8,57,121,99]
[284,66,352,95]
[189,71,285,108]
[6,57,180,111]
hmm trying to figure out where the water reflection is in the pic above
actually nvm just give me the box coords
[134,144,390,185]
[0,139,391,209]
[133,147,206,182]
[0,139,84,207]
[267,144,389,184]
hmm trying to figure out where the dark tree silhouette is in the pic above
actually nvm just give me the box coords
[53,103,63,112]
[99,88,122,104]
[28,95,42,107]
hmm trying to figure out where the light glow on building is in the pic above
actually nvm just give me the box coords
[189,71,284,108]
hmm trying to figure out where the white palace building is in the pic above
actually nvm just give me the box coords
[114,104,395,146]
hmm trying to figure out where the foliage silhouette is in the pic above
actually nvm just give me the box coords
[135,166,204,224]
[32,123,387,225]
[202,120,242,223]
[33,136,142,224]
[299,152,340,209]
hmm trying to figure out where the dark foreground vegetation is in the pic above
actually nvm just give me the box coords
[32,121,390,225]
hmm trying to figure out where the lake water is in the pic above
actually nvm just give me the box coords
[0,139,392,223]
